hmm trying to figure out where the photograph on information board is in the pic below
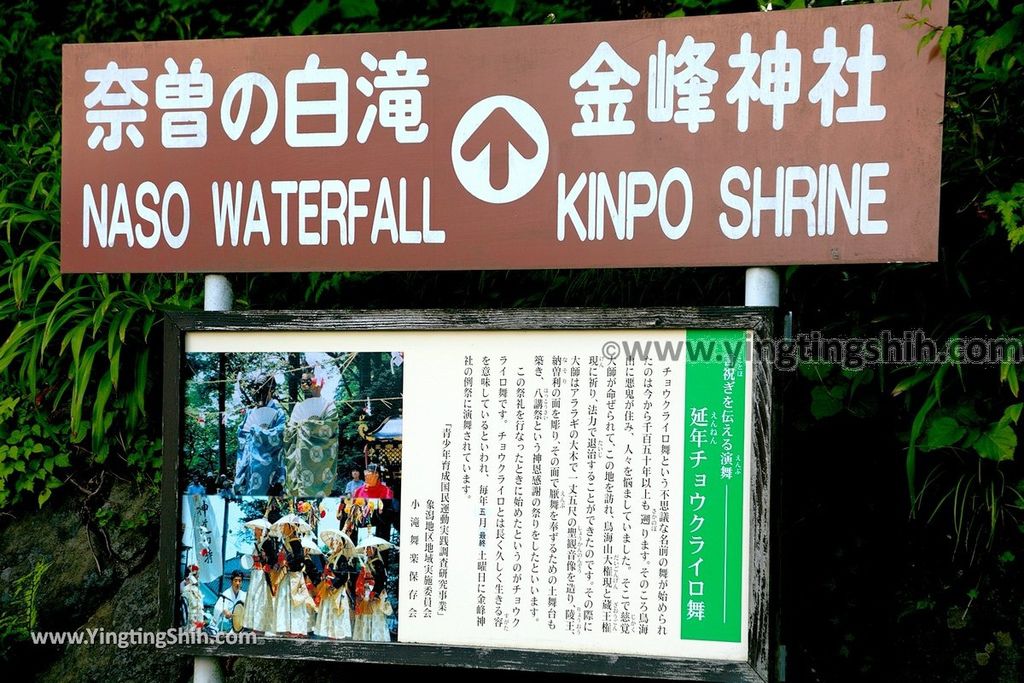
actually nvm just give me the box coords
[179,494,400,641]
[180,351,404,498]
[178,349,403,641]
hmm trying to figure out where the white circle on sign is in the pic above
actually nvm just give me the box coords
[451,95,549,204]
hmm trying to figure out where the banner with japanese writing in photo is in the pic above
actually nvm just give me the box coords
[185,328,755,661]
[185,493,224,584]
[63,1,947,273]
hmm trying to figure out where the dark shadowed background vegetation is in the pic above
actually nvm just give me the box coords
[0,0,1022,680]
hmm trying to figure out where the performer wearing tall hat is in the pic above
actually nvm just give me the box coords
[271,517,316,636]
[284,371,339,498]
[241,517,276,632]
[234,374,288,495]
[314,529,357,639]
[353,537,392,642]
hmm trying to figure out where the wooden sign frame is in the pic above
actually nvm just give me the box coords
[158,308,775,681]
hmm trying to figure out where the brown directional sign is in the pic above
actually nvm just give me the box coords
[61,1,948,273]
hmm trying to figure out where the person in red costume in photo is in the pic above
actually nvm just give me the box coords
[352,463,393,499]
[337,463,398,565]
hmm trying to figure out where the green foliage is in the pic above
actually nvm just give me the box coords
[985,182,1024,249]
[0,560,50,651]
[672,0,744,17]
[0,2,213,511]
[913,397,1015,466]
[786,0,1024,564]
[0,0,625,515]
[96,493,157,533]
[292,0,331,34]
[856,347,1022,552]
[0,391,67,507]
[938,0,1024,250]
[810,383,846,419]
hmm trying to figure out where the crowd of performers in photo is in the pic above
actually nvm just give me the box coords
[182,493,397,641]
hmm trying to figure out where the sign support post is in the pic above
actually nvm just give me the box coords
[204,275,233,313]
[195,273,231,683]
[744,268,779,308]
[745,266,781,682]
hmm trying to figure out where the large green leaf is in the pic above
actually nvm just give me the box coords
[341,0,379,19]
[973,422,1017,462]
[810,384,845,419]
[975,17,1021,68]
[907,394,939,499]
[920,416,966,452]
[291,0,329,34]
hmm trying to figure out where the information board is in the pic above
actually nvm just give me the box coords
[159,309,774,681]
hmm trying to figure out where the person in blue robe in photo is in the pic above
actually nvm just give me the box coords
[234,374,288,495]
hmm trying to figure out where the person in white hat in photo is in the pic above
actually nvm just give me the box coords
[241,517,276,633]
[272,519,316,636]
[352,539,392,642]
[314,530,357,640]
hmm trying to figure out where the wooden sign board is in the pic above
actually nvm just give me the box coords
[63,2,948,273]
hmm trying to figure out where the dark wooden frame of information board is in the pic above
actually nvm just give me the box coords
[158,308,776,682]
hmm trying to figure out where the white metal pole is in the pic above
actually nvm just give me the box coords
[744,267,780,308]
[745,266,783,681]
[195,274,231,683]
[203,274,233,312]
[193,656,224,683]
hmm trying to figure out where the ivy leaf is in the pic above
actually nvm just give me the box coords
[973,422,1017,462]
[920,416,965,451]
[938,25,964,56]
[955,402,983,425]
[1002,361,1019,397]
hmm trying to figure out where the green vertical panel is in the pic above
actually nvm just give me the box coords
[681,329,746,642]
